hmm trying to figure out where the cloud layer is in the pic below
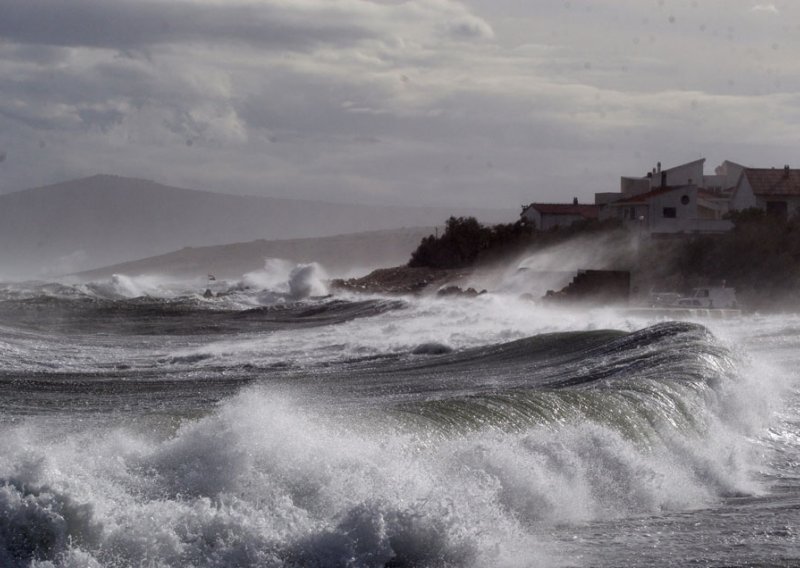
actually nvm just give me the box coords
[1,0,799,208]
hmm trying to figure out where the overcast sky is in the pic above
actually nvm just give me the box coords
[1,0,799,208]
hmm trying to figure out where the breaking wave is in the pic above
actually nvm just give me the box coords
[0,320,776,567]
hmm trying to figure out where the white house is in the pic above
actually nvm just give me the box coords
[594,158,746,236]
[596,158,746,206]
[730,166,800,218]
[600,184,732,236]
[648,158,706,189]
[520,200,600,230]
[522,158,797,237]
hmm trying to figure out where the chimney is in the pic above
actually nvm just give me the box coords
[573,197,578,205]
[785,164,791,177]
[657,161,662,173]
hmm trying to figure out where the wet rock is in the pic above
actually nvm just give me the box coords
[412,342,454,355]
[436,286,486,298]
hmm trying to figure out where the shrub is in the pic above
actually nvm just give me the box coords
[409,217,533,269]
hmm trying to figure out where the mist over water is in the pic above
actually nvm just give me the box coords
[0,265,798,567]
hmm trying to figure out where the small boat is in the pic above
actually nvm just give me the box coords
[671,285,737,309]
[625,285,741,318]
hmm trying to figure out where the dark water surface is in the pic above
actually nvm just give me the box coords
[0,280,797,567]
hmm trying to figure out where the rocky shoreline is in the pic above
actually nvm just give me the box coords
[330,266,472,295]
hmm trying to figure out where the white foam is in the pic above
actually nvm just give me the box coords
[79,273,185,299]
[0,377,773,567]
[0,394,547,566]
[170,293,643,369]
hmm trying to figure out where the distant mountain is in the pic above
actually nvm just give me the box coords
[0,175,514,279]
[75,227,436,281]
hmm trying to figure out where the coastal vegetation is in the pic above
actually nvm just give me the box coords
[408,215,623,269]
[408,216,529,269]
[408,210,800,308]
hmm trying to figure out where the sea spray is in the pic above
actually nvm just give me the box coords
[240,258,298,292]
[288,263,328,299]
[82,274,180,299]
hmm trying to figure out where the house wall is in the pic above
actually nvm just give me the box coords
[647,187,732,233]
[520,207,541,227]
[619,159,741,200]
[730,177,757,210]
[697,196,729,219]
[595,192,624,205]
[647,187,698,233]
[521,207,592,230]
[600,202,648,225]
[620,177,650,195]
[697,204,719,220]
[604,186,732,234]
[755,196,800,218]
[540,213,584,230]
[730,174,800,217]
[650,160,705,189]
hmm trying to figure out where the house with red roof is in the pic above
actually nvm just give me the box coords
[730,166,800,219]
[522,159,799,237]
[520,198,600,230]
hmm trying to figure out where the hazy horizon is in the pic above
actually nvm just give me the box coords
[0,174,515,280]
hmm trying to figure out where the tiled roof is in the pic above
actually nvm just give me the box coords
[528,203,600,218]
[742,168,800,196]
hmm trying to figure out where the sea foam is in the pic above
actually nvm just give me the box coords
[0,362,773,568]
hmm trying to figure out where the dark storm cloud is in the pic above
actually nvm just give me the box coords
[0,0,375,51]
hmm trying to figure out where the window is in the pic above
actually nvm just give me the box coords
[766,201,788,219]
[662,207,677,218]
[681,195,690,205]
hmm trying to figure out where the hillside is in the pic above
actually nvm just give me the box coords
[74,227,437,281]
[0,175,513,279]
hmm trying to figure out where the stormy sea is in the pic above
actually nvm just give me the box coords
[0,264,798,567]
